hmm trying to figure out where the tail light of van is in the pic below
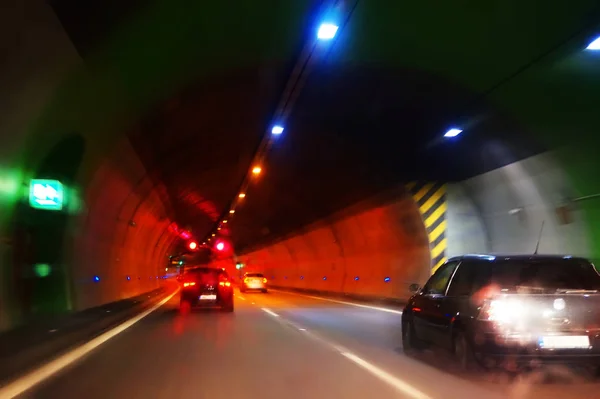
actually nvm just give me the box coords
[183,281,196,288]
[263,278,268,284]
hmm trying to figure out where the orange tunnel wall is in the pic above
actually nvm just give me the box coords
[234,189,432,301]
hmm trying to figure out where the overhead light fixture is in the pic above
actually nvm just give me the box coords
[239,193,246,198]
[317,23,339,40]
[444,128,463,138]
[212,233,216,237]
[252,166,262,175]
[586,36,600,50]
[229,210,235,214]
[271,125,284,135]
[223,220,228,224]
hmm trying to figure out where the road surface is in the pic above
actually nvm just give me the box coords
[13,289,600,398]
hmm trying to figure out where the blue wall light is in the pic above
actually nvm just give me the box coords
[300,276,304,280]
[384,277,391,282]
[323,276,327,281]
[126,276,131,281]
[354,276,359,281]
[93,275,100,282]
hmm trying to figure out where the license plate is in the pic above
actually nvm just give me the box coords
[539,335,590,349]
[199,294,217,300]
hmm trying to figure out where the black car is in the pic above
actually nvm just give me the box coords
[179,267,234,312]
[402,254,600,371]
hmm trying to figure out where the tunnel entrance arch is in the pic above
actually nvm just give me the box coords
[11,133,86,322]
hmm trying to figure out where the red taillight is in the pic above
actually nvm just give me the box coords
[219,281,231,287]
[244,278,249,284]
[263,278,267,283]
[183,281,196,288]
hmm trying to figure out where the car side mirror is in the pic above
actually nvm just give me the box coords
[408,283,421,294]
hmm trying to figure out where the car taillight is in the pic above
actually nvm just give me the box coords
[478,298,524,324]
[263,278,267,283]
[183,282,196,288]
[219,281,231,287]
[244,278,249,284]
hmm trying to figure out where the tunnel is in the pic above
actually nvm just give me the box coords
[1,0,600,397]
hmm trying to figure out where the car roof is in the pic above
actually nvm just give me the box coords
[186,266,225,272]
[447,254,591,264]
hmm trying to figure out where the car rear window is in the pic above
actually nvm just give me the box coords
[246,273,264,278]
[187,268,227,279]
[490,259,600,291]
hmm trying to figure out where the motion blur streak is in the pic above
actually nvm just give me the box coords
[0,290,178,399]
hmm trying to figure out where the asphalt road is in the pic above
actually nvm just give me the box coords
[13,289,600,399]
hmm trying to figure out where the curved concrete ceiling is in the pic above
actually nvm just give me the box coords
[47,0,600,253]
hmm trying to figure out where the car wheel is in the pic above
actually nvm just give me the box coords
[453,331,480,371]
[402,319,422,355]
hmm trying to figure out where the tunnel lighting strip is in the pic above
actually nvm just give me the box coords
[201,0,358,245]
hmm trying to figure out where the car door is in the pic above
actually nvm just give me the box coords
[412,260,460,343]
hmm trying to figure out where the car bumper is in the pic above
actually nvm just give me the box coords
[181,293,233,307]
[242,284,267,291]
[474,331,600,366]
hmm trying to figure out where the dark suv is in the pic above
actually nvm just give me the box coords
[179,267,234,312]
[402,254,600,371]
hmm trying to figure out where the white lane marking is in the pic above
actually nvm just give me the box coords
[261,308,280,317]
[237,296,246,300]
[273,315,431,399]
[271,289,402,314]
[0,290,179,399]
[341,352,432,399]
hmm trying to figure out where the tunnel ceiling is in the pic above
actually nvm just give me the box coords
[50,1,600,252]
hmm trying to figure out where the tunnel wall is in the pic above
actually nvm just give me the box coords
[447,152,590,257]
[69,138,173,311]
[235,190,432,300]
[238,152,592,301]
[0,1,176,330]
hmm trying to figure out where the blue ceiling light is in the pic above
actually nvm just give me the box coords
[317,23,339,40]
[586,36,600,50]
[444,128,463,138]
[93,275,100,282]
[271,125,284,135]
[384,277,391,282]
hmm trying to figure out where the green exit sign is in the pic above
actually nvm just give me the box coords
[29,179,64,211]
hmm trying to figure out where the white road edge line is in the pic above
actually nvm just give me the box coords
[341,352,432,399]
[0,290,179,399]
[271,289,402,314]
[261,308,279,317]
[237,296,246,300]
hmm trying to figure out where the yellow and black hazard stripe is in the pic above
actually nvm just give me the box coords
[406,182,447,274]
